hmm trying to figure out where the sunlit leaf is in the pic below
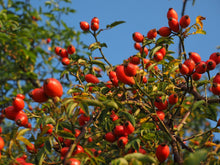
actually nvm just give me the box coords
[66,102,78,118]
[103,100,118,109]
[88,42,101,51]
[16,128,30,138]
[111,158,128,165]
[16,136,32,147]
[124,153,156,163]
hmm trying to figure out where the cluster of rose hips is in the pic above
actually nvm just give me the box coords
[104,121,136,149]
[29,78,63,103]
[80,17,100,32]
[132,8,191,64]
[179,52,220,94]
[3,94,31,128]
[54,45,76,66]
[152,94,178,123]
[158,8,190,37]
[11,154,34,165]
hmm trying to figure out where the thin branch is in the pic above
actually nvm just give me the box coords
[91,31,112,68]
[178,0,188,58]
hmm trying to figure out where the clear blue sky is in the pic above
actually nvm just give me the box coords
[71,0,220,67]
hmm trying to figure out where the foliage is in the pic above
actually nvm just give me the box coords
[0,0,220,165]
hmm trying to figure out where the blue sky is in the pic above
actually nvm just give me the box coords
[71,0,220,67]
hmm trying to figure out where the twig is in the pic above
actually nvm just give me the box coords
[183,129,213,141]
[91,31,112,68]
[175,136,194,152]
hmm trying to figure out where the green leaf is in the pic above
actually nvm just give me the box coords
[16,128,30,138]
[61,20,68,29]
[147,63,157,72]
[88,42,101,51]
[165,54,175,61]
[149,45,162,59]
[62,98,74,106]
[80,99,104,107]
[35,136,48,148]
[141,122,155,130]
[66,102,78,118]
[60,70,69,79]
[106,21,126,29]
[184,149,207,165]
[124,153,156,163]
[196,80,210,87]
[147,77,157,83]
[111,158,128,165]
[204,104,218,121]
[103,100,118,109]
[168,65,179,75]
[57,130,75,140]
[67,88,83,95]
[119,111,136,127]
[149,91,166,97]
[128,139,141,151]
[192,100,205,111]
[44,116,56,125]
[16,136,32,147]
[44,139,52,154]
[91,60,105,66]
[130,159,142,165]
[36,147,46,165]
[45,1,52,6]
[79,102,89,116]
[100,42,107,48]
[10,127,19,140]
[90,60,106,71]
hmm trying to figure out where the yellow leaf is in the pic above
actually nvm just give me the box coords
[17,136,33,147]
[183,16,206,36]
[152,86,158,92]
[16,128,30,138]
[140,117,150,123]
[196,16,206,30]
[48,56,54,61]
